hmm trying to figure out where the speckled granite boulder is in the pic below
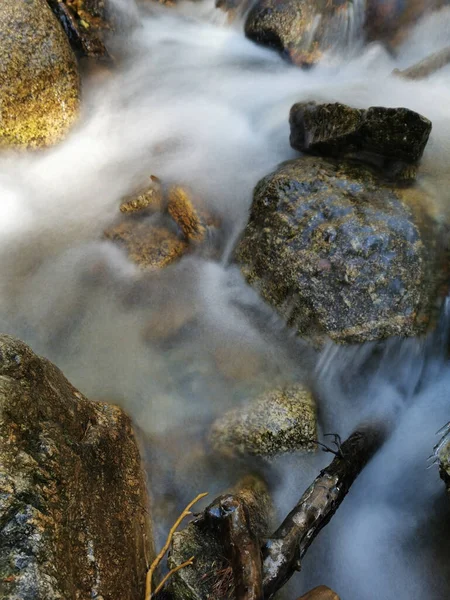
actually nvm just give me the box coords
[235,156,444,345]
[289,102,432,178]
[209,385,316,458]
[0,335,154,600]
[0,0,80,148]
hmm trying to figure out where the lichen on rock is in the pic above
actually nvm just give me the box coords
[0,0,80,149]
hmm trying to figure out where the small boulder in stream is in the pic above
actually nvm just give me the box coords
[298,586,341,600]
[235,156,445,345]
[0,335,154,600]
[0,0,80,148]
[289,102,432,179]
[209,384,316,458]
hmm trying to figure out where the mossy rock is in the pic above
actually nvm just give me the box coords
[235,156,446,345]
[0,0,80,149]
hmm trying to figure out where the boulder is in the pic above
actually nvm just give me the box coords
[235,156,444,345]
[289,102,431,179]
[209,384,316,458]
[0,335,154,599]
[244,0,359,67]
[0,0,80,148]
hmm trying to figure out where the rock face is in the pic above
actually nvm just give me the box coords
[289,102,432,178]
[235,156,443,345]
[244,0,359,66]
[435,422,450,496]
[0,0,80,148]
[209,385,316,458]
[0,335,154,599]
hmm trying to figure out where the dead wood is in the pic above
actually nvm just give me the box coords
[261,425,385,599]
[393,46,450,80]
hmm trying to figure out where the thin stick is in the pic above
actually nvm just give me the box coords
[152,556,195,597]
[393,46,450,80]
[145,492,208,600]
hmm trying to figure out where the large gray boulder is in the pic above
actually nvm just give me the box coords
[0,335,154,599]
[235,156,445,345]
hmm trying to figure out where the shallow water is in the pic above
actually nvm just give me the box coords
[1,1,450,598]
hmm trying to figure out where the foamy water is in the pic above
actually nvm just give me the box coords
[1,1,450,597]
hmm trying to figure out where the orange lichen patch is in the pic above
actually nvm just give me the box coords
[167,186,208,242]
[104,220,188,270]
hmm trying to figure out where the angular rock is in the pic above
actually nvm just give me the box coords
[209,384,316,458]
[298,585,340,600]
[244,0,359,67]
[168,475,273,600]
[289,102,432,178]
[0,335,154,600]
[235,156,444,345]
[0,0,80,148]
[120,176,164,215]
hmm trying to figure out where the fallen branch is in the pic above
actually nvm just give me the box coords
[145,492,208,600]
[262,425,385,599]
[202,494,263,600]
[393,46,450,80]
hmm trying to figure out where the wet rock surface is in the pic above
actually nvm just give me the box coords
[168,475,273,600]
[0,335,154,600]
[289,102,432,179]
[244,0,357,67]
[235,156,444,345]
[209,384,316,458]
[0,0,80,149]
[436,423,450,496]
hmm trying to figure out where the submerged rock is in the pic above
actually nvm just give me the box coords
[298,586,340,600]
[0,0,80,149]
[289,102,432,179]
[120,176,164,214]
[235,156,444,345]
[168,475,273,600]
[209,384,316,458]
[244,0,358,67]
[0,335,154,599]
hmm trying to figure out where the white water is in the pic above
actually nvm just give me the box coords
[1,1,450,598]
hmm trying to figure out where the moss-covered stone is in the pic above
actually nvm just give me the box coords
[0,334,154,600]
[289,102,431,178]
[209,384,316,458]
[0,0,80,149]
[235,156,445,345]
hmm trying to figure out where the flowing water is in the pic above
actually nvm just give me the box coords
[2,1,450,598]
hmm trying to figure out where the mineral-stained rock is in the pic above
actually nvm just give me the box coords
[168,475,273,600]
[289,102,432,178]
[0,334,154,599]
[0,0,80,149]
[120,176,164,215]
[235,156,444,345]
[104,218,189,270]
[209,384,316,458]
[244,0,359,67]
[298,585,340,600]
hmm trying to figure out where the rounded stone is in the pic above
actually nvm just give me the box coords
[0,0,80,148]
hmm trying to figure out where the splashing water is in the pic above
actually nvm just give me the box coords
[2,1,450,598]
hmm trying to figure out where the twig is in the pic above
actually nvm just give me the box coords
[262,425,386,599]
[145,492,208,600]
[152,556,195,597]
